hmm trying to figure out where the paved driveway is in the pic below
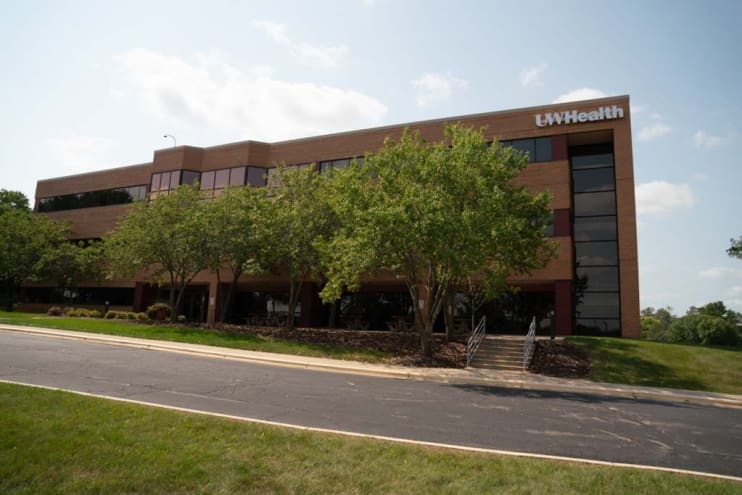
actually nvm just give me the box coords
[2,331,741,477]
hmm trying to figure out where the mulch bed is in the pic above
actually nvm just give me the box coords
[528,340,591,378]
[206,322,467,368]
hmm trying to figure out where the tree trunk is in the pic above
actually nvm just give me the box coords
[420,319,433,357]
[287,279,302,329]
[328,301,337,328]
[444,290,455,343]
[168,273,176,320]
[172,283,187,323]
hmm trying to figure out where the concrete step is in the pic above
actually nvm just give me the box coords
[469,363,524,371]
[470,357,523,365]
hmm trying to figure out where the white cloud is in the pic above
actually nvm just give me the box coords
[519,63,547,88]
[635,180,695,215]
[253,20,349,68]
[47,133,113,173]
[699,267,742,280]
[411,72,468,107]
[552,88,607,103]
[692,130,723,149]
[114,48,387,141]
[637,122,672,142]
[630,104,645,115]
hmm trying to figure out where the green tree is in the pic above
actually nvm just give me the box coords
[104,185,210,321]
[728,237,742,260]
[687,301,741,325]
[0,207,67,311]
[203,186,271,322]
[263,164,336,328]
[36,240,105,305]
[0,189,30,211]
[320,125,556,356]
[639,306,676,339]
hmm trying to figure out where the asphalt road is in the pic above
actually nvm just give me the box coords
[1,331,741,477]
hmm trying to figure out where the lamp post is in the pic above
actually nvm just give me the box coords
[163,134,176,147]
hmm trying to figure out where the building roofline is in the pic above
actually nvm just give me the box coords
[37,162,153,184]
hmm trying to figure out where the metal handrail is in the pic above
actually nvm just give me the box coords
[466,316,487,368]
[523,316,536,372]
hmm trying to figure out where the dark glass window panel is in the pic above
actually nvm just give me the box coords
[575,241,618,266]
[214,169,229,189]
[574,191,616,216]
[534,137,552,162]
[333,158,350,169]
[247,167,266,187]
[201,171,215,190]
[512,139,535,161]
[150,173,160,191]
[169,170,181,189]
[576,318,620,336]
[181,170,200,186]
[576,293,620,318]
[319,160,333,173]
[573,168,615,193]
[577,266,619,291]
[571,153,614,170]
[159,172,170,191]
[354,156,365,166]
[229,167,246,186]
[574,216,617,241]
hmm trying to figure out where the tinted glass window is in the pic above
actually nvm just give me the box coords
[574,216,617,241]
[573,168,615,193]
[534,137,552,162]
[576,318,620,335]
[319,160,332,173]
[201,171,215,190]
[577,266,619,291]
[229,167,245,186]
[574,191,616,216]
[247,167,266,187]
[512,139,535,161]
[214,169,229,189]
[354,156,365,167]
[150,173,160,191]
[576,293,620,318]
[182,170,200,186]
[159,171,171,191]
[571,153,614,170]
[575,241,618,266]
[169,170,181,189]
[333,158,350,169]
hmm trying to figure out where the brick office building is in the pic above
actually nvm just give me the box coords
[29,95,639,337]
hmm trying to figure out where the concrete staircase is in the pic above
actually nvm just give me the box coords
[468,335,525,372]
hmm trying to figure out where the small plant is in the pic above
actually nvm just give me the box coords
[47,306,63,316]
[63,307,75,316]
[136,312,147,321]
[177,315,186,323]
[146,303,172,321]
[89,310,103,318]
[127,312,137,320]
[104,311,117,319]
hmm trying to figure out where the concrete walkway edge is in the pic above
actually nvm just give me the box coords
[2,323,741,409]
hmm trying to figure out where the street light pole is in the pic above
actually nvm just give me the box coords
[163,134,176,147]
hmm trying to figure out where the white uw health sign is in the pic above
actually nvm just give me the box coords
[535,105,625,127]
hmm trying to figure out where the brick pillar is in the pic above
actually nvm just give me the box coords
[554,280,573,336]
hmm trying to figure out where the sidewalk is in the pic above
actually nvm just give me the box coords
[2,323,741,409]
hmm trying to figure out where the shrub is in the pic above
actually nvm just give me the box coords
[177,315,186,323]
[63,307,75,316]
[127,312,137,320]
[136,312,147,320]
[666,314,739,346]
[104,311,117,319]
[640,316,664,340]
[146,303,172,320]
[47,306,63,316]
[89,310,103,318]
[116,311,130,320]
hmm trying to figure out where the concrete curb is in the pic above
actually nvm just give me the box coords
[2,323,741,409]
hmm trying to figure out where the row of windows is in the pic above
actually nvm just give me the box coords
[499,137,552,163]
[37,185,148,212]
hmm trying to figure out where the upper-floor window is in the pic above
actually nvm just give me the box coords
[149,170,200,200]
[499,137,552,163]
[200,166,266,198]
[37,185,148,212]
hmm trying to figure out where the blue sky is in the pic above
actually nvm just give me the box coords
[1,1,740,313]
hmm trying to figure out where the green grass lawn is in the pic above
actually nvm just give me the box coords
[1,383,738,494]
[0,311,389,363]
[568,336,742,395]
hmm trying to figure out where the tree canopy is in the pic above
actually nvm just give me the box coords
[320,124,556,355]
[0,189,30,212]
[104,184,210,321]
[728,237,742,260]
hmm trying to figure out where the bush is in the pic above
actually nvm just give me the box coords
[104,311,117,319]
[47,306,63,316]
[666,314,739,346]
[89,310,103,318]
[63,307,75,316]
[127,312,137,320]
[136,312,147,321]
[640,316,664,340]
[104,310,130,320]
[177,315,186,323]
[146,303,172,320]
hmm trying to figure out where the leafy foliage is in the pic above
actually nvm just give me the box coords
[666,313,739,346]
[639,306,676,340]
[0,189,30,211]
[320,124,556,355]
[727,236,742,260]
[104,185,210,321]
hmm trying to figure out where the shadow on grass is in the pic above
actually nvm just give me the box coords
[448,383,698,410]
[568,337,709,391]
